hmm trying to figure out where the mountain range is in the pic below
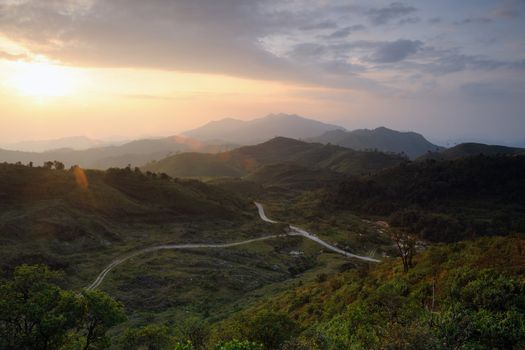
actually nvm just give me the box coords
[3,114,523,172]
[0,136,233,169]
[419,142,524,161]
[0,136,111,152]
[308,127,444,159]
[142,136,406,180]
[182,113,344,144]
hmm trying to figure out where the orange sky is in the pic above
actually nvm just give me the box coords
[0,0,524,145]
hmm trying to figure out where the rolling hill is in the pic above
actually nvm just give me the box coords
[0,136,111,152]
[0,136,233,170]
[183,113,344,144]
[142,137,407,179]
[308,126,444,159]
[419,142,524,161]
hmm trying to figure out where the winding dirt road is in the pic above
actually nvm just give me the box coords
[87,202,379,290]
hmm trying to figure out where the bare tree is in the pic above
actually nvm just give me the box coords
[391,228,416,273]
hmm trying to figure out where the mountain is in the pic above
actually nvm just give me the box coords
[327,154,525,242]
[0,136,233,170]
[419,142,525,161]
[183,113,345,144]
[308,127,444,159]
[1,136,110,152]
[142,137,406,179]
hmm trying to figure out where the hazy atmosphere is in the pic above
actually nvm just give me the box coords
[1,0,524,145]
[1,2,525,349]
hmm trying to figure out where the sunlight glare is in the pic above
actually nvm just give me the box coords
[10,60,80,98]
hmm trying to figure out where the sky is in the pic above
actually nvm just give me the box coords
[0,0,524,146]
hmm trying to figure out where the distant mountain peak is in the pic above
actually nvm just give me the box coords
[309,126,443,159]
[183,113,344,144]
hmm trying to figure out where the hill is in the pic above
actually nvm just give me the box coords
[0,136,110,152]
[0,164,248,242]
[325,154,525,242]
[309,126,443,159]
[245,162,345,190]
[0,136,233,170]
[142,137,406,179]
[419,142,524,161]
[183,113,344,144]
[213,235,525,349]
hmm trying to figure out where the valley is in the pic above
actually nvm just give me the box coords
[1,115,524,349]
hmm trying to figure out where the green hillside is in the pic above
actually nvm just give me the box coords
[212,235,525,349]
[321,155,525,242]
[142,137,406,179]
[308,127,444,159]
[0,163,257,285]
[419,142,524,161]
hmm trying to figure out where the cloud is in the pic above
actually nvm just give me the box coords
[299,20,338,31]
[492,0,524,19]
[366,2,417,25]
[367,39,423,63]
[454,17,493,25]
[0,50,29,61]
[324,25,366,39]
[398,17,420,25]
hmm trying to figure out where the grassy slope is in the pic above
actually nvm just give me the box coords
[0,163,387,331]
[142,137,406,179]
[0,164,255,285]
[212,235,525,348]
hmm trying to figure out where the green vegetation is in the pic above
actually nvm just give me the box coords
[213,236,525,349]
[319,155,525,242]
[2,144,525,349]
[420,142,524,161]
[142,137,405,179]
[0,264,125,350]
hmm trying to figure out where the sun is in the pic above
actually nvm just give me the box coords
[10,60,79,98]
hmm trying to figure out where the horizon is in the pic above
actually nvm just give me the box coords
[1,1,525,146]
[1,113,524,151]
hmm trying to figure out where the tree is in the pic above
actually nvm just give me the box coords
[53,161,65,171]
[0,264,126,350]
[213,340,263,350]
[390,228,416,272]
[174,317,209,350]
[0,265,84,350]
[80,290,126,350]
[240,311,299,350]
[120,324,174,350]
[43,161,54,169]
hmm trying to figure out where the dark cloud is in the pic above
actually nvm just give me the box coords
[324,25,366,39]
[398,17,420,25]
[421,51,524,75]
[454,17,493,25]
[367,39,423,63]
[299,20,338,31]
[492,0,524,19]
[0,0,308,81]
[366,2,417,25]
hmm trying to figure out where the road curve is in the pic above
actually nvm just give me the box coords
[254,202,380,263]
[87,202,379,290]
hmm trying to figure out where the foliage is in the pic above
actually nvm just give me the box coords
[173,317,210,350]
[213,340,263,350]
[329,155,525,241]
[215,236,525,350]
[0,264,126,350]
[120,324,175,350]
